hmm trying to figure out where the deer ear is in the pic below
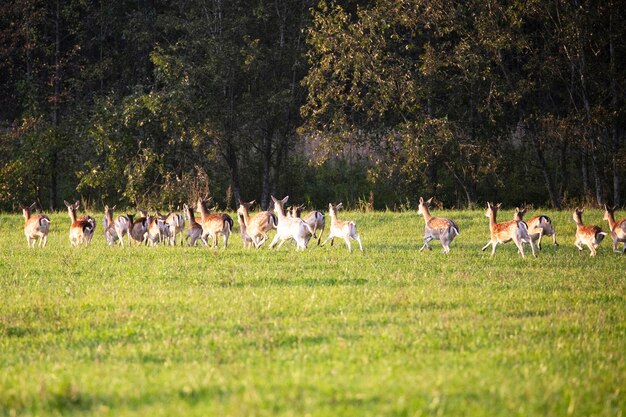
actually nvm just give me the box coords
[74,200,80,207]
[427,197,434,205]
[271,195,278,204]
[336,203,343,210]
[64,200,71,207]
[496,203,502,208]
[281,196,289,205]
[419,197,424,204]
[249,200,255,206]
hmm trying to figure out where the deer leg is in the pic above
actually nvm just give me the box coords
[343,236,352,253]
[481,241,492,252]
[354,234,363,252]
[320,234,334,247]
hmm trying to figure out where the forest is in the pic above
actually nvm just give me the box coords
[0,0,624,211]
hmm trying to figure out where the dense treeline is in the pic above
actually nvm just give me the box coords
[0,0,624,211]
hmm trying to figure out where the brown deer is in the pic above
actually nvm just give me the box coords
[21,202,50,248]
[197,199,233,248]
[64,200,96,247]
[572,207,607,257]
[146,213,170,246]
[128,209,149,245]
[320,203,363,253]
[292,204,325,246]
[512,208,558,250]
[602,205,626,254]
[237,200,277,248]
[417,197,459,254]
[481,202,535,258]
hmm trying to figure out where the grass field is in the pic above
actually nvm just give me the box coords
[1,208,624,417]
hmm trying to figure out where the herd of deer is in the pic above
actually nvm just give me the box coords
[19,196,626,256]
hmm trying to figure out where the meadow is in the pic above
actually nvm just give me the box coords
[0,208,624,417]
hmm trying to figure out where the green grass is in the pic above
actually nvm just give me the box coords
[0,208,624,417]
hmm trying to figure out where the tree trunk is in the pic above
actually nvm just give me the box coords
[590,136,603,206]
[609,9,620,206]
[581,150,590,201]
[532,134,561,209]
[50,0,61,211]
[260,132,272,210]
[225,140,241,209]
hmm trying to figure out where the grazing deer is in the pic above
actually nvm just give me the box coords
[129,209,149,245]
[513,208,558,250]
[64,200,96,247]
[417,197,459,254]
[196,199,233,248]
[573,207,607,257]
[158,211,185,246]
[21,202,50,248]
[292,205,325,245]
[268,195,316,251]
[146,213,170,246]
[320,203,363,252]
[183,204,204,246]
[602,205,625,254]
[481,202,536,258]
[237,200,277,248]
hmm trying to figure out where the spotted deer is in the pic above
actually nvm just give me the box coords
[237,200,277,248]
[21,202,50,248]
[481,202,536,257]
[602,205,625,254]
[513,208,558,250]
[573,207,607,256]
[417,197,459,254]
[64,200,96,247]
[183,204,204,246]
[236,212,256,248]
[292,205,325,245]
[268,195,316,251]
[320,203,363,253]
[197,199,233,248]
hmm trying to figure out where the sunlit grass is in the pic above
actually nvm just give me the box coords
[0,208,624,416]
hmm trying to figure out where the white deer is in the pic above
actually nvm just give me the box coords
[268,195,315,251]
[320,203,363,252]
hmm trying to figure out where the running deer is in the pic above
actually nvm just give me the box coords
[292,205,325,245]
[481,202,536,258]
[320,203,363,252]
[103,205,131,246]
[237,200,277,248]
[129,209,149,245]
[268,195,316,251]
[64,200,96,247]
[236,212,255,248]
[146,213,170,246]
[196,199,233,248]
[158,211,185,246]
[512,208,558,250]
[417,197,459,254]
[183,204,204,246]
[573,207,607,256]
[602,205,625,253]
[21,202,50,248]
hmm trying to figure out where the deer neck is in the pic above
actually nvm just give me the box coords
[606,213,617,230]
[241,207,251,226]
[105,211,114,224]
[421,207,433,223]
[68,208,77,223]
[489,212,497,232]
[23,209,31,221]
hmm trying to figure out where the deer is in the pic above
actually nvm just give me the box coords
[320,203,363,253]
[268,195,316,251]
[128,209,150,245]
[481,202,536,258]
[602,205,625,254]
[103,205,132,247]
[236,212,256,249]
[183,203,205,246]
[417,197,459,254]
[196,199,233,249]
[512,208,558,250]
[146,213,170,246]
[21,202,50,248]
[64,200,96,247]
[158,211,185,246]
[237,200,277,248]
[292,204,325,246]
[573,207,607,257]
